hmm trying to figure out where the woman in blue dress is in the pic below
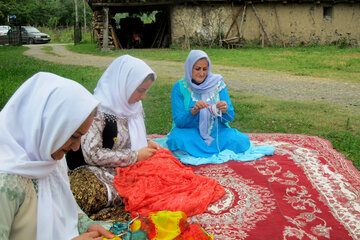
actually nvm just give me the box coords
[166,50,251,158]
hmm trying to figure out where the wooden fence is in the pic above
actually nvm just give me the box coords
[0,36,9,45]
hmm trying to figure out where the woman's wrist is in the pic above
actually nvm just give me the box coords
[191,108,198,115]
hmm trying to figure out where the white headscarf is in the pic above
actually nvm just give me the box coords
[0,72,99,240]
[94,55,156,150]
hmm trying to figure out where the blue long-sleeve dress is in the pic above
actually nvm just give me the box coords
[166,78,251,157]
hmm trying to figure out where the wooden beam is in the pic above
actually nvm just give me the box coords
[195,31,203,47]
[110,26,122,49]
[224,5,242,39]
[102,7,110,50]
[151,13,167,48]
[239,4,247,39]
[259,18,264,47]
[231,2,241,39]
[157,20,167,48]
[91,1,175,7]
[251,4,273,46]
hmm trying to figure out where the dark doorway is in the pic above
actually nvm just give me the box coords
[113,9,170,49]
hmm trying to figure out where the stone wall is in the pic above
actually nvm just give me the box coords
[170,3,360,47]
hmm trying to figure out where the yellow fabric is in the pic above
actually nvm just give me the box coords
[130,219,142,232]
[150,211,186,240]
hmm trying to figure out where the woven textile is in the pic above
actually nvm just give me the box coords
[150,133,360,239]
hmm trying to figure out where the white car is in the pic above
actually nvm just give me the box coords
[0,25,11,36]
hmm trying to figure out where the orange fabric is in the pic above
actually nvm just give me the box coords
[114,148,225,217]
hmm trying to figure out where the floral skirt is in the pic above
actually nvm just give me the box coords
[69,167,130,222]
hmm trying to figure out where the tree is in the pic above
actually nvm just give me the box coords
[83,0,87,33]
[0,0,34,26]
[0,0,93,28]
[74,0,81,44]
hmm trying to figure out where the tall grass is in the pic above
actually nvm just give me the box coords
[38,26,95,44]
[0,45,359,171]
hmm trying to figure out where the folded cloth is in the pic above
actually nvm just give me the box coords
[105,211,213,240]
[153,137,275,165]
[114,148,225,217]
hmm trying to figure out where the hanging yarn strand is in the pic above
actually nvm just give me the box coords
[218,111,233,123]
[215,115,221,153]
[206,104,222,153]
[198,105,234,151]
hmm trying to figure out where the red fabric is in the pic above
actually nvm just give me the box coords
[149,134,360,240]
[114,148,225,217]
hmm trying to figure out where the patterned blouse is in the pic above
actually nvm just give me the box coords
[79,111,148,207]
[0,173,93,239]
[81,111,138,167]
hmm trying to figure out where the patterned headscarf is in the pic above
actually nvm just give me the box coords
[184,50,224,146]
[0,72,99,239]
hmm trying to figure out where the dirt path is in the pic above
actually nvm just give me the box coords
[24,44,360,114]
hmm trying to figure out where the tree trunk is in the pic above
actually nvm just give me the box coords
[74,0,81,45]
[83,0,87,34]
[74,0,79,26]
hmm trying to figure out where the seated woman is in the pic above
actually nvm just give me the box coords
[166,50,274,164]
[66,55,160,221]
[0,72,114,239]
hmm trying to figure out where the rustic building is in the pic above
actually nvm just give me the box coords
[88,0,360,49]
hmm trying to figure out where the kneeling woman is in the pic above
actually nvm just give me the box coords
[67,55,160,221]
[166,50,251,158]
[0,72,114,239]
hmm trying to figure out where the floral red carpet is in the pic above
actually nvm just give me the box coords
[150,133,360,239]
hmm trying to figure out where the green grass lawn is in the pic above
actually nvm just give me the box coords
[1,45,359,170]
[68,44,360,84]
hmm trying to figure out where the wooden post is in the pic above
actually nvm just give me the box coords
[102,7,109,51]
[260,19,264,47]
[157,18,167,48]
[273,5,285,47]
[74,0,81,45]
[251,4,273,46]
[151,14,165,48]
[231,2,241,39]
[195,31,203,47]
[224,6,242,39]
[239,5,247,39]
[179,17,190,50]
[111,27,121,49]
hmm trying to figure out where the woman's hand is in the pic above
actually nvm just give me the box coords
[137,141,160,162]
[216,101,228,113]
[191,100,209,115]
[72,231,103,240]
[148,140,160,150]
[72,224,115,240]
[137,147,157,162]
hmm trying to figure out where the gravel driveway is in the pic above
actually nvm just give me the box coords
[24,44,360,114]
